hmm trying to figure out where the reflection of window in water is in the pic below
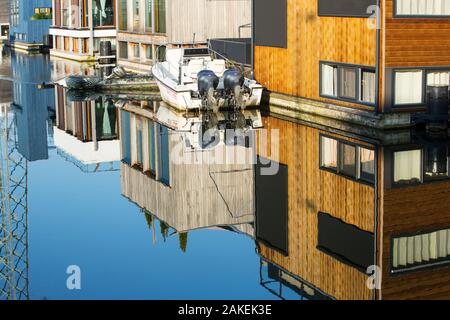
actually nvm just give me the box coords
[394,150,422,185]
[392,228,450,274]
[95,99,117,140]
[120,111,170,186]
[320,135,375,184]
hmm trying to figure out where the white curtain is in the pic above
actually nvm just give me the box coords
[397,0,450,15]
[395,70,423,105]
[321,64,337,97]
[360,148,375,175]
[320,137,338,168]
[394,149,421,183]
[427,72,450,86]
[362,71,376,103]
[393,229,450,269]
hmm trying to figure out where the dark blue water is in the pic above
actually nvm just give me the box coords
[0,48,280,300]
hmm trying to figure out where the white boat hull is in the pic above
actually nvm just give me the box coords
[153,64,263,111]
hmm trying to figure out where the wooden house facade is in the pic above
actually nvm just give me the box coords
[253,0,450,115]
[255,115,450,299]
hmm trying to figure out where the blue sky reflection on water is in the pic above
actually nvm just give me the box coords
[0,48,277,300]
[27,149,273,300]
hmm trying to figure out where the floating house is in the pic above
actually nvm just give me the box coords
[116,0,251,72]
[49,0,117,61]
[252,0,450,128]
[54,86,121,172]
[255,115,450,299]
[119,102,255,233]
[9,0,52,51]
[0,0,9,43]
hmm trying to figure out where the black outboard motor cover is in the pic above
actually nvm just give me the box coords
[197,70,219,97]
[223,69,244,93]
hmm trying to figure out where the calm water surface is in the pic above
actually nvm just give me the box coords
[2,47,450,300]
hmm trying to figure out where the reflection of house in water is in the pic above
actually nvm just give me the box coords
[119,102,255,238]
[54,86,120,172]
[10,52,55,161]
[255,116,450,300]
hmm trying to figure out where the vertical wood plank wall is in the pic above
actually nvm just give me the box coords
[381,178,450,299]
[257,116,375,300]
[168,0,251,44]
[254,0,377,110]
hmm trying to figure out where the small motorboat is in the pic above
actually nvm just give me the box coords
[152,48,263,111]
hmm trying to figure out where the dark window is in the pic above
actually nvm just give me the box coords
[253,0,287,48]
[158,124,170,186]
[255,157,289,255]
[339,143,357,178]
[119,41,128,59]
[318,212,374,272]
[120,110,131,164]
[318,0,377,17]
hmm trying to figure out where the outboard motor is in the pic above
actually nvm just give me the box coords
[223,69,245,110]
[223,69,244,93]
[197,70,219,111]
[197,70,219,97]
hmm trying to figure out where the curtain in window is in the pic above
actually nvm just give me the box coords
[396,0,450,15]
[427,72,450,86]
[394,149,422,183]
[339,68,357,99]
[320,137,338,169]
[393,229,450,269]
[362,71,376,103]
[321,64,337,97]
[360,148,375,177]
[395,70,423,105]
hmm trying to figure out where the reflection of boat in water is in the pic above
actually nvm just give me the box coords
[152,48,263,111]
[119,100,256,236]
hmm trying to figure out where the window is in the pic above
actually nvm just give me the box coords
[158,124,170,185]
[145,0,152,31]
[360,147,375,183]
[392,228,450,273]
[121,110,131,164]
[361,70,376,103]
[320,135,375,184]
[157,45,166,62]
[132,43,140,59]
[254,0,287,48]
[321,64,338,97]
[320,136,338,170]
[394,70,423,105]
[339,143,357,177]
[395,0,450,16]
[93,0,114,27]
[136,118,144,167]
[394,149,422,185]
[119,0,128,30]
[320,62,376,105]
[155,0,166,33]
[318,212,374,272]
[62,0,69,27]
[147,121,156,174]
[133,0,141,31]
[427,71,450,87]
[144,44,153,60]
[318,0,377,17]
[119,41,128,59]
[340,67,357,99]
